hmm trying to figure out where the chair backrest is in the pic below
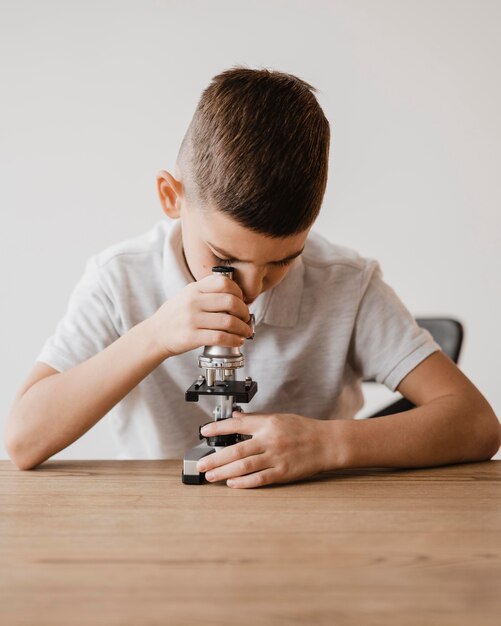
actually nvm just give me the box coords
[414,318,463,363]
[367,317,464,418]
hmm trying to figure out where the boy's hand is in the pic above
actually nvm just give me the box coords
[196,411,337,488]
[150,274,253,358]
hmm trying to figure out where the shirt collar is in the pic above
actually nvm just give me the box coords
[162,218,304,329]
[261,255,304,328]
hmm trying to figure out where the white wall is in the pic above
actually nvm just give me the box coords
[1,0,499,461]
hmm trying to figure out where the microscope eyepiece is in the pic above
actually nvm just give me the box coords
[212,265,235,277]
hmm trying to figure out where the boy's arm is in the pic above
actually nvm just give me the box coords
[329,351,501,469]
[4,318,167,470]
[196,351,500,488]
[5,273,251,471]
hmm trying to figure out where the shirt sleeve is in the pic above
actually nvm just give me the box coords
[36,256,122,372]
[350,261,441,391]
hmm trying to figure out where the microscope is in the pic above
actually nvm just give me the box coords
[182,265,258,484]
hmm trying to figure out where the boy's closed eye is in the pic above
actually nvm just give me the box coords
[212,253,294,268]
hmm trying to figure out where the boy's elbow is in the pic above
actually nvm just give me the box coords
[486,419,501,459]
[9,455,38,471]
[474,408,501,461]
[4,424,40,471]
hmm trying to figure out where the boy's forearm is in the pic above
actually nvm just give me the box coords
[7,318,168,469]
[329,395,501,470]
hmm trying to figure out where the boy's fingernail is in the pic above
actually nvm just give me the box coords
[200,426,208,435]
[197,462,206,472]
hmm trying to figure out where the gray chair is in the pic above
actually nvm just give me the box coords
[368,318,464,418]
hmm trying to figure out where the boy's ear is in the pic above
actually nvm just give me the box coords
[157,170,184,219]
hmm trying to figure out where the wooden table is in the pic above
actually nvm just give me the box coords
[1,460,500,625]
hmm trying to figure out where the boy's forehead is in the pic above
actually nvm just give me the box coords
[192,203,309,261]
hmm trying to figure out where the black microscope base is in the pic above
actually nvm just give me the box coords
[182,471,206,485]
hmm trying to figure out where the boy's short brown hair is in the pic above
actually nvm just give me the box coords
[177,66,330,238]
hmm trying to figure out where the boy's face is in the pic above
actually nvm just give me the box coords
[157,169,311,304]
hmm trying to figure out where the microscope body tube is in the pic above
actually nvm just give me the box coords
[212,368,236,421]
[199,265,252,423]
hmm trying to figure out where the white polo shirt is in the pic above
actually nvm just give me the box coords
[37,218,440,459]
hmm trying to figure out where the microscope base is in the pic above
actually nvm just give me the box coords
[182,441,225,485]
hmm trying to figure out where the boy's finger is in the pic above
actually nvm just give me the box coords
[197,312,253,339]
[197,274,244,300]
[227,468,277,489]
[200,415,257,437]
[197,438,263,473]
[199,292,250,322]
[204,453,269,483]
[197,328,247,349]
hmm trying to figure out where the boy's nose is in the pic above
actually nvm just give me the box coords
[244,290,262,305]
[238,271,264,304]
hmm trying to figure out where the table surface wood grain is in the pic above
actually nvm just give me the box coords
[1,459,500,626]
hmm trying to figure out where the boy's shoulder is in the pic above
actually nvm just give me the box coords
[91,220,170,271]
[303,228,378,275]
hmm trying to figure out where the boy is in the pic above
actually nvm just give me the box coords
[5,67,500,488]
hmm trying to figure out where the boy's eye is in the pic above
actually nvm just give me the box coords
[213,255,235,266]
[212,253,292,268]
